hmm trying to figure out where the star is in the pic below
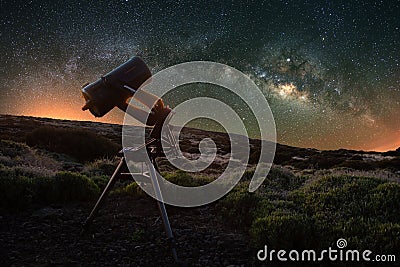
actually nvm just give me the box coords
[0,0,399,151]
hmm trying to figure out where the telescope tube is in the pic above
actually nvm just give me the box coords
[81,57,164,126]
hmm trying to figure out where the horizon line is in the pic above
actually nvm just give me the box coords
[0,113,398,153]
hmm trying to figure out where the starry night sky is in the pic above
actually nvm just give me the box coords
[1,0,399,151]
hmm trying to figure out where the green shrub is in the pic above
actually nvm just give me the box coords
[264,167,305,191]
[49,172,99,202]
[163,170,210,187]
[240,168,256,181]
[284,175,400,251]
[254,199,297,219]
[124,182,146,198]
[35,172,99,204]
[0,166,55,210]
[0,168,34,210]
[83,158,117,177]
[7,165,54,178]
[0,140,31,158]
[251,211,314,249]
[218,182,261,227]
[34,176,69,204]
[290,176,385,221]
[369,183,400,222]
[89,175,109,191]
[0,168,99,211]
[26,126,120,163]
[0,140,60,170]
[371,223,400,254]
[332,218,400,254]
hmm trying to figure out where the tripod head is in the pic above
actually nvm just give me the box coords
[81,57,172,140]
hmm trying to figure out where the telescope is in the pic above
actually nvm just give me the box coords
[81,57,171,139]
[80,57,180,262]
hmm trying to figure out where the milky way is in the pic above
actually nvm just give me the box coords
[1,0,399,151]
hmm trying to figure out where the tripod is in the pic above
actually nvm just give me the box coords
[81,122,180,263]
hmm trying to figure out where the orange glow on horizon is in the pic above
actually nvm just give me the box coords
[368,135,400,152]
[13,100,124,125]
[6,96,399,153]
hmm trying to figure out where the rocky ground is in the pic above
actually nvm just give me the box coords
[1,114,399,266]
[1,194,254,266]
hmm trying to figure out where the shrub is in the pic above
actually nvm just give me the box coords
[264,167,305,191]
[369,183,400,222]
[289,176,385,224]
[254,199,297,219]
[0,168,99,211]
[89,175,109,191]
[83,158,118,177]
[332,218,400,254]
[336,160,376,170]
[0,168,34,210]
[250,211,315,249]
[240,168,256,181]
[48,172,99,202]
[284,175,400,251]
[0,165,55,210]
[6,165,54,178]
[26,126,120,163]
[248,150,260,165]
[0,139,31,158]
[371,223,400,254]
[218,182,261,227]
[163,170,210,187]
[0,140,60,170]
[124,182,147,198]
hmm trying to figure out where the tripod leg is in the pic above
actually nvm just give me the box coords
[81,157,125,234]
[147,160,179,262]
[166,124,179,157]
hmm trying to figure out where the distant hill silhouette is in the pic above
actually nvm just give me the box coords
[0,114,398,171]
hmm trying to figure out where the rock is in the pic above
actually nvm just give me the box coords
[32,207,62,219]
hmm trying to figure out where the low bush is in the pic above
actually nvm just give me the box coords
[371,223,400,254]
[0,140,60,170]
[218,182,261,227]
[254,199,297,219]
[26,126,120,163]
[0,139,32,158]
[0,168,34,210]
[369,182,400,222]
[251,211,315,249]
[89,175,109,191]
[83,158,118,177]
[289,176,385,221]
[124,182,147,198]
[263,167,305,191]
[163,170,211,187]
[48,172,99,202]
[280,175,400,251]
[0,167,99,211]
[248,150,260,165]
